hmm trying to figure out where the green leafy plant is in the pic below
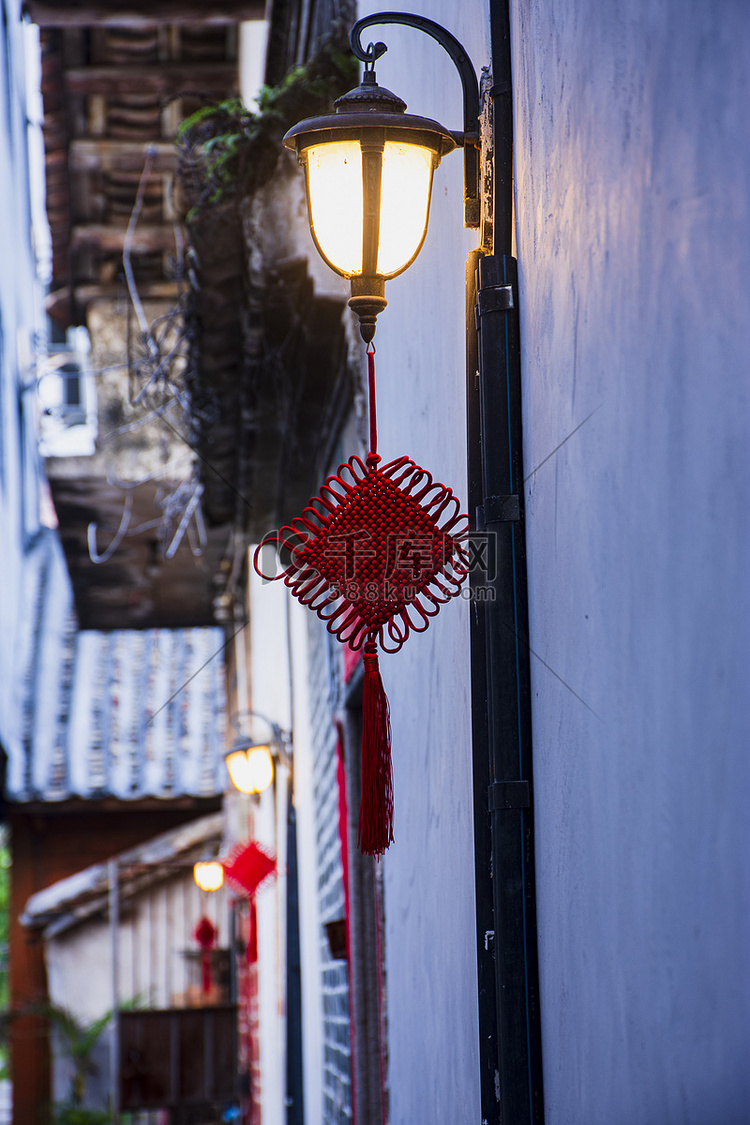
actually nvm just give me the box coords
[176,19,359,218]
[2,995,146,1118]
[176,96,254,209]
[0,1000,112,1118]
[43,1004,114,1109]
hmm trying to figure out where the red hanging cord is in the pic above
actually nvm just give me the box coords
[361,344,394,854]
[367,342,378,463]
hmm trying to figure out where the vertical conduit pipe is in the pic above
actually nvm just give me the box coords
[467,1,545,1121]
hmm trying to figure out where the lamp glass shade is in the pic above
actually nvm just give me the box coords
[307,141,363,276]
[225,744,274,795]
[194,861,224,892]
[378,141,434,275]
[306,140,434,279]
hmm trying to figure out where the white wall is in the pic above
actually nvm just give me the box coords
[352,4,490,1123]
[239,19,269,110]
[0,1,47,758]
[248,566,296,1125]
[286,594,324,1125]
[248,560,324,1125]
[511,1,750,1121]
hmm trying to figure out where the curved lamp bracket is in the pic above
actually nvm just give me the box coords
[350,11,481,226]
[232,709,292,767]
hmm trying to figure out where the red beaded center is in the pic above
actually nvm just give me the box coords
[295,468,456,630]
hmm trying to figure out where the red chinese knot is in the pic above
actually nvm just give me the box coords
[223,840,277,898]
[254,453,470,654]
[253,348,471,856]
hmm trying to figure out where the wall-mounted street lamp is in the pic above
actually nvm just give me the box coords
[283,12,480,342]
[224,712,289,796]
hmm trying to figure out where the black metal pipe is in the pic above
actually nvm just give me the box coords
[466,247,502,1125]
[475,252,544,1123]
[286,789,305,1125]
[468,2,545,1120]
[490,0,514,255]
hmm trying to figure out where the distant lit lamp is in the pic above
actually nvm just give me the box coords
[283,13,480,342]
[224,711,290,796]
[193,861,224,892]
[225,737,275,795]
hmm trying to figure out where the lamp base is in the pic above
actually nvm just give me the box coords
[349,276,387,342]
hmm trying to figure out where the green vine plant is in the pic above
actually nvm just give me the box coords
[175,19,359,219]
[0,995,146,1125]
[0,1000,110,1124]
[45,1004,113,1123]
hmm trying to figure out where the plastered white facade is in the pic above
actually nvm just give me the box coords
[0,1,47,763]
[247,567,297,1125]
[511,1,750,1121]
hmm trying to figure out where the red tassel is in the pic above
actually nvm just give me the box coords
[358,641,394,856]
[248,899,258,964]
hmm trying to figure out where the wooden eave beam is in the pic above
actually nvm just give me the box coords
[25,0,265,26]
[70,222,179,253]
[46,281,181,319]
[64,62,238,97]
[69,139,178,173]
